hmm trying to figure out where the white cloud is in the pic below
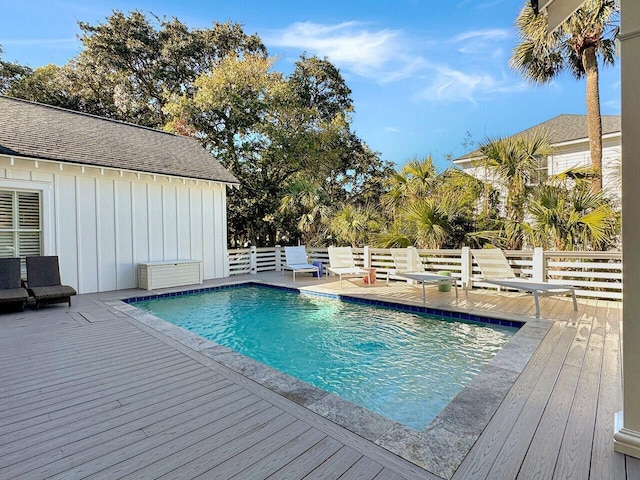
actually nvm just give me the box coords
[265,21,427,83]
[452,29,510,43]
[415,66,527,104]
[385,126,401,133]
[451,28,510,56]
[265,21,524,104]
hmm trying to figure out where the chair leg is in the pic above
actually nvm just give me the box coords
[571,290,578,311]
[534,292,541,318]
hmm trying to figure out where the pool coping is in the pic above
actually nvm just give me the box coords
[113,279,553,480]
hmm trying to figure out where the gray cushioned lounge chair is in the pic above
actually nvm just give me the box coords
[0,257,28,311]
[26,256,76,309]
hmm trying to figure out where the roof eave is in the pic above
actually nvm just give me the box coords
[0,152,240,186]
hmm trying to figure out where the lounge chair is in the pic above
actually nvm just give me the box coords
[25,256,77,309]
[0,258,28,311]
[327,246,369,288]
[387,247,428,284]
[388,248,458,303]
[471,248,577,318]
[283,246,319,281]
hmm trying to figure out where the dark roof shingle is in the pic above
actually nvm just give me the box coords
[454,114,621,162]
[0,96,238,184]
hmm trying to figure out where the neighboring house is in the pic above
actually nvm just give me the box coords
[453,114,622,201]
[0,96,239,294]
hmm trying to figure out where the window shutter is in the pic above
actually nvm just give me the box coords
[18,192,40,229]
[0,191,13,229]
[18,232,42,258]
[0,190,42,260]
[0,232,14,258]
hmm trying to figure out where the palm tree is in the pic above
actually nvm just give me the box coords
[479,133,552,249]
[327,204,382,247]
[510,0,618,193]
[380,156,438,219]
[279,178,331,245]
[527,181,619,250]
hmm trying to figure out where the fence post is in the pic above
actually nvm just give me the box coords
[406,246,416,271]
[533,247,546,282]
[364,245,371,268]
[461,246,472,289]
[405,246,416,285]
[275,245,282,272]
[250,246,257,275]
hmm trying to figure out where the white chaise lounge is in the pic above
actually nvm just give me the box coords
[388,247,458,303]
[471,248,578,318]
[327,246,368,288]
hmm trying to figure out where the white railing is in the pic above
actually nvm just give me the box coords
[227,246,623,300]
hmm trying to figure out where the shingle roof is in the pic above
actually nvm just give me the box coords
[0,96,239,184]
[454,114,621,162]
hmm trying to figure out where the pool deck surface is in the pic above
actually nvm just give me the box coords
[1,272,638,479]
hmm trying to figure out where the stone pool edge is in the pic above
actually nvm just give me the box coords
[111,280,552,480]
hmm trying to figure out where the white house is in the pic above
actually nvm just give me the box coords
[0,96,239,293]
[453,114,621,200]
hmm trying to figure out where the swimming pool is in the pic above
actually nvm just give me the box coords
[132,285,517,430]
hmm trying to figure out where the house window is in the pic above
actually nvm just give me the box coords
[528,156,549,186]
[0,190,42,260]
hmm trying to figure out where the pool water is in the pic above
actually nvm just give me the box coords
[133,286,517,430]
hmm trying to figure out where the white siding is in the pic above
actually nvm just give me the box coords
[0,156,230,293]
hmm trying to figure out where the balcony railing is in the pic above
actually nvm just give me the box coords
[228,246,622,300]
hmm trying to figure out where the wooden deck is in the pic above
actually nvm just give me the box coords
[0,273,638,479]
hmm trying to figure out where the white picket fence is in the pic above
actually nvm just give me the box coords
[228,246,622,300]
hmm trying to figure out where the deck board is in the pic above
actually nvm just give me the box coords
[590,299,625,480]
[552,309,605,480]
[486,326,576,479]
[0,272,632,480]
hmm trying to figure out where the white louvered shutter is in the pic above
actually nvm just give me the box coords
[17,192,42,258]
[0,191,15,258]
[0,190,42,260]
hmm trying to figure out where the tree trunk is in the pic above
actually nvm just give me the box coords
[582,46,603,193]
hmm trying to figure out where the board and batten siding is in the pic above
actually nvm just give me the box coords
[0,155,230,293]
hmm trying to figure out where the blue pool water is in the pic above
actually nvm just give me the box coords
[133,286,517,430]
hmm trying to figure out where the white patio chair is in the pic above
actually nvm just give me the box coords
[327,246,368,288]
[387,247,427,284]
[388,247,458,302]
[283,246,319,281]
[471,248,578,318]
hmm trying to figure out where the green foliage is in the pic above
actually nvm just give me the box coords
[6,11,266,126]
[375,157,481,249]
[478,132,551,248]
[328,204,383,247]
[526,179,619,250]
[511,0,618,84]
[0,46,32,94]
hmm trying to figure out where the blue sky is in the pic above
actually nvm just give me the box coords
[0,0,621,170]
